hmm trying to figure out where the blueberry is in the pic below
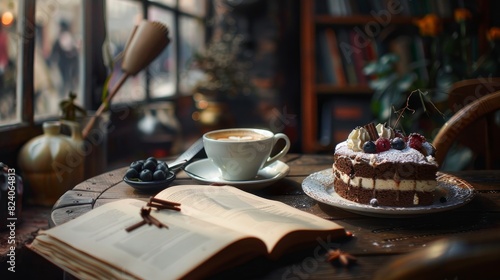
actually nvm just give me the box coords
[422,142,436,157]
[125,168,140,179]
[363,141,377,153]
[130,161,143,172]
[370,198,379,207]
[156,162,169,172]
[140,169,153,181]
[390,137,406,150]
[143,160,157,172]
[153,170,167,181]
[146,157,158,164]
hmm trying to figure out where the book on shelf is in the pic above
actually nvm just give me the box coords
[334,27,438,89]
[317,29,337,84]
[323,0,454,17]
[320,97,372,146]
[316,28,349,86]
[28,185,347,279]
[336,29,359,85]
[327,0,352,16]
[348,30,368,86]
[325,28,348,86]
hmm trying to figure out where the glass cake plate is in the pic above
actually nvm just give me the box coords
[302,169,476,218]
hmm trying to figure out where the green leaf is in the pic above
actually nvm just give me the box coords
[363,61,380,75]
[378,93,393,121]
[380,53,399,65]
[101,74,112,106]
[368,73,398,91]
[370,100,382,120]
[369,79,389,91]
[436,74,456,90]
[363,54,398,75]
[376,63,394,74]
[396,73,417,91]
[442,146,473,171]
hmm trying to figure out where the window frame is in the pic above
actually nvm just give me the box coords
[0,0,38,149]
[0,0,208,151]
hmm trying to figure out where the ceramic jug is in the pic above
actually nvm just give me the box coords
[18,121,84,206]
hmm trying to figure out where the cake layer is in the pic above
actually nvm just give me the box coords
[333,172,434,207]
[333,166,437,192]
[332,133,438,207]
[333,141,438,181]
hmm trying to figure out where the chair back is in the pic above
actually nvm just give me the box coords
[433,79,500,169]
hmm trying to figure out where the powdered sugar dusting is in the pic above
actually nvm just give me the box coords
[335,141,437,166]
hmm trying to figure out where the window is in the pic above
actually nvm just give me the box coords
[34,0,83,119]
[178,14,206,94]
[0,0,208,162]
[0,0,18,126]
[105,0,145,102]
[105,0,207,102]
[147,6,176,98]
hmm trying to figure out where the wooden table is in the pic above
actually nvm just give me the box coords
[50,154,500,279]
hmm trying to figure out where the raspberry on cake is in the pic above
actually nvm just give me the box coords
[332,123,439,207]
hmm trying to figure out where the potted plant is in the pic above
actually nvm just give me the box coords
[363,10,487,171]
[184,11,254,131]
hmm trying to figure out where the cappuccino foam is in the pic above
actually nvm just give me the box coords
[208,131,267,141]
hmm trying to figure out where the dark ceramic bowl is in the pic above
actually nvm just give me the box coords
[123,171,176,192]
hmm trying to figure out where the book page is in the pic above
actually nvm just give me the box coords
[155,185,345,255]
[30,199,264,279]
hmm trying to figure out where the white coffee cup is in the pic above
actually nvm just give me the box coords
[203,128,291,181]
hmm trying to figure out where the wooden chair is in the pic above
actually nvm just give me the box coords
[432,78,500,169]
[374,228,500,280]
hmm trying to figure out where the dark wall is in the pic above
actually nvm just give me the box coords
[209,0,302,152]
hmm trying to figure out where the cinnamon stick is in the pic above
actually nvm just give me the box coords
[146,214,168,229]
[147,202,181,211]
[125,220,147,232]
[126,200,179,232]
[149,197,181,206]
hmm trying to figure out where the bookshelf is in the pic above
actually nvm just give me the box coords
[300,0,489,153]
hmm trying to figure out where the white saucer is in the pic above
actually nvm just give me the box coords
[302,169,476,218]
[183,159,290,190]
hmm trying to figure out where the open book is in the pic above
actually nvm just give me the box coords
[28,185,346,279]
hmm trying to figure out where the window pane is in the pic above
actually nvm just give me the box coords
[0,2,18,125]
[106,0,145,103]
[179,15,205,94]
[148,8,175,98]
[34,0,82,120]
[179,0,206,17]
[151,0,206,16]
[151,0,176,8]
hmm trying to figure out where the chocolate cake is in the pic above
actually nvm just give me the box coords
[332,123,438,207]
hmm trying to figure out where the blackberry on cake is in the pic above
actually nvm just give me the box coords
[332,123,438,207]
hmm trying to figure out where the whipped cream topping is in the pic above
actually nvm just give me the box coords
[346,123,394,152]
[376,123,394,139]
[346,127,371,152]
